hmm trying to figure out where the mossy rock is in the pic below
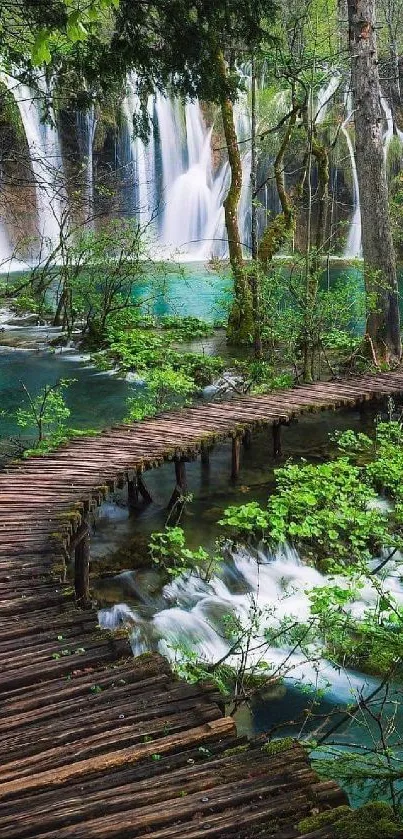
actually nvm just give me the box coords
[298,802,403,838]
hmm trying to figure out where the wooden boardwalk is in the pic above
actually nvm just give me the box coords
[2,371,403,837]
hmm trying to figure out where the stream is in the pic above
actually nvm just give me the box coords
[1,263,403,807]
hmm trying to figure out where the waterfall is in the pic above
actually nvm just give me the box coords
[315,73,341,125]
[0,222,10,266]
[342,95,400,259]
[160,101,216,257]
[4,71,398,265]
[341,118,362,259]
[123,76,252,260]
[122,79,157,227]
[3,75,64,258]
[76,105,97,219]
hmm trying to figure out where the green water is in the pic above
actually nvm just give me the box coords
[0,260,365,440]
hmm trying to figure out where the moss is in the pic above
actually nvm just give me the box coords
[222,744,250,757]
[298,803,403,839]
[0,82,26,140]
[298,807,350,833]
[261,737,295,756]
[258,212,295,266]
[333,804,403,839]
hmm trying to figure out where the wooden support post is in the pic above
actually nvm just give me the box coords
[137,472,153,505]
[272,424,282,459]
[167,457,188,516]
[175,457,187,491]
[243,429,252,449]
[201,444,210,468]
[74,516,90,606]
[127,476,139,507]
[231,436,241,482]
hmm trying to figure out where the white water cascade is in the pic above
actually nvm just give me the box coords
[122,80,157,228]
[98,540,403,705]
[341,95,403,260]
[1,70,402,265]
[0,222,10,266]
[341,117,362,259]
[76,105,97,219]
[123,76,252,260]
[2,75,64,259]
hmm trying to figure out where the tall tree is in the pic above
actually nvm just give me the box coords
[347,0,401,362]
[378,0,403,130]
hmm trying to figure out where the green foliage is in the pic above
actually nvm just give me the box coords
[237,360,293,394]
[16,379,72,444]
[307,578,403,674]
[220,458,396,570]
[94,311,225,390]
[149,526,222,581]
[170,353,224,387]
[125,366,195,421]
[390,172,403,256]
[160,315,214,341]
[10,293,49,318]
[258,265,366,378]
[331,429,373,454]
[219,501,270,536]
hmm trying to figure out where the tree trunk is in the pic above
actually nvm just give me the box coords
[258,108,297,265]
[347,0,401,362]
[217,51,253,344]
[250,56,262,358]
[388,27,402,132]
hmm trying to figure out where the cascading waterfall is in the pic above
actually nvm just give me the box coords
[0,222,10,265]
[341,94,403,260]
[1,68,401,264]
[123,75,252,259]
[2,76,64,258]
[122,80,157,226]
[341,117,362,259]
[76,105,97,219]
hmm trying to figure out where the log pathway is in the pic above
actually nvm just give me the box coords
[2,371,403,837]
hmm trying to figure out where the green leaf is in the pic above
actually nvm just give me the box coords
[32,30,52,65]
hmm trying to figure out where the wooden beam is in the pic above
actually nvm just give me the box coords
[167,458,188,515]
[137,472,153,504]
[201,443,210,468]
[231,436,241,482]
[175,458,187,491]
[127,477,139,507]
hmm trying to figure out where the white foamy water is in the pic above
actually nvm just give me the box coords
[99,540,403,705]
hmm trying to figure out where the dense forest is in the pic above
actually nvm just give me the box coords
[2,1,403,836]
